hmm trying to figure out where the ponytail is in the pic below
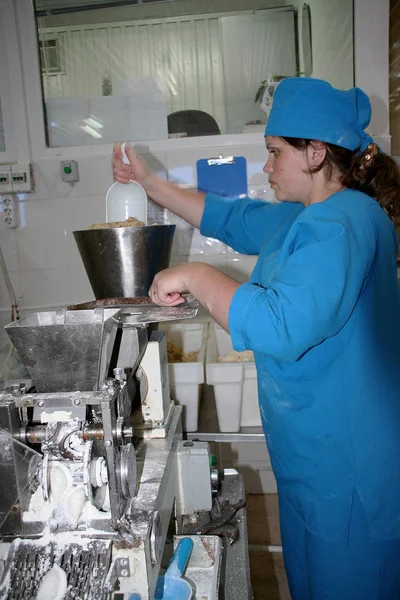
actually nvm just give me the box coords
[340,144,400,223]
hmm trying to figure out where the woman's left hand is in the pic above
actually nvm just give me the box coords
[149,264,195,306]
[149,262,241,332]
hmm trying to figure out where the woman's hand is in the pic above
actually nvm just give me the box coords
[112,142,153,186]
[112,142,206,228]
[149,265,192,306]
[149,263,242,332]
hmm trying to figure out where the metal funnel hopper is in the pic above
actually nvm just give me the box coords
[5,308,120,393]
[73,225,176,300]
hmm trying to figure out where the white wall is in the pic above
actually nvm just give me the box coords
[354,0,390,145]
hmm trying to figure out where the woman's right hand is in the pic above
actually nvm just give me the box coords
[112,141,205,228]
[112,142,153,186]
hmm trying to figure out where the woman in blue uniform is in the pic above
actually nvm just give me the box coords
[113,78,400,599]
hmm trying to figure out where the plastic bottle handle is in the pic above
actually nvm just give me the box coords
[121,142,130,166]
[121,142,137,185]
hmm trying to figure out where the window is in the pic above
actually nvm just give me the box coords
[33,0,354,148]
[39,38,63,75]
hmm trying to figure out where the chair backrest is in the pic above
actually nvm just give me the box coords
[167,110,220,137]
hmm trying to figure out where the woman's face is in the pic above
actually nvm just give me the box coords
[263,136,312,204]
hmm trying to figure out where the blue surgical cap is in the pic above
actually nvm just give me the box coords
[264,78,374,153]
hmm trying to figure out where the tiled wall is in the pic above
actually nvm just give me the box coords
[0,141,269,346]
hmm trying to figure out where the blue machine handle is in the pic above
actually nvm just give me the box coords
[165,538,194,579]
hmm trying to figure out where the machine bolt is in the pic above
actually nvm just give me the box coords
[104,379,116,395]
[122,426,134,438]
[73,398,81,405]
[105,440,112,448]
[122,559,129,566]
[121,569,128,577]
[37,400,45,407]
[113,368,124,381]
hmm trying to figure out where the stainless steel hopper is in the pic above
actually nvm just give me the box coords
[73,225,176,299]
[5,308,120,393]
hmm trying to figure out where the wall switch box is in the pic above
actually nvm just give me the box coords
[3,195,19,228]
[0,166,13,193]
[60,160,79,183]
[11,163,34,193]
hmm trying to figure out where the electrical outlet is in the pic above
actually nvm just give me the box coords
[3,194,19,228]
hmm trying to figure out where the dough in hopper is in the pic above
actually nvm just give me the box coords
[87,216,145,229]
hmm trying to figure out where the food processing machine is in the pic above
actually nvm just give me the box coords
[0,227,252,600]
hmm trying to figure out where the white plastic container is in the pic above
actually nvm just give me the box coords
[206,322,260,432]
[160,322,207,432]
[105,142,147,224]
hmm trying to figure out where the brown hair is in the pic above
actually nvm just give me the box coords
[282,137,400,223]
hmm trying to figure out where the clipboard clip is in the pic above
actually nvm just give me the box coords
[207,154,235,166]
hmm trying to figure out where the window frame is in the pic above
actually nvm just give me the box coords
[39,36,65,76]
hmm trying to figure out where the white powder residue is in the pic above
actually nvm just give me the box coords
[21,531,99,550]
[40,411,72,423]
[67,431,84,452]
[36,564,67,600]
[81,501,110,520]
[23,485,110,531]
[22,487,53,523]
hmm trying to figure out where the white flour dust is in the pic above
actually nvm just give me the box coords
[35,564,67,600]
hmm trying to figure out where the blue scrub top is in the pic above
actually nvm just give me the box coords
[200,189,400,544]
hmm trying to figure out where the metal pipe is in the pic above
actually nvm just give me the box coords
[22,422,134,444]
[24,425,47,444]
[82,423,104,441]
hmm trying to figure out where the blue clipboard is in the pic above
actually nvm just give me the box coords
[196,155,247,197]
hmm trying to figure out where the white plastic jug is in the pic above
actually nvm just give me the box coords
[106,142,147,224]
